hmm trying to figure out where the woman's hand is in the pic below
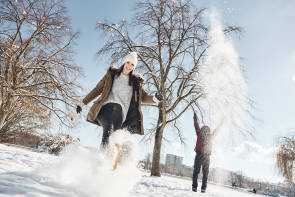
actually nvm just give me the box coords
[155,92,163,102]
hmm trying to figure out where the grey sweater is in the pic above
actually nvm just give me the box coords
[103,73,133,122]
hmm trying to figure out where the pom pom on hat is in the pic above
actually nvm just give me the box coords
[124,51,138,68]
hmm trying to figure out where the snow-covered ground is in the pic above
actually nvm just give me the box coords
[0,143,264,197]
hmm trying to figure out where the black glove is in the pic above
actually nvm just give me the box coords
[155,92,163,102]
[76,105,82,114]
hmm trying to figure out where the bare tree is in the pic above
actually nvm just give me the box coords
[39,132,80,155]
[276,133,295,182]
[0,0,82,137]
[235,171,245,188]
[0,103,48,141]
[144,153,152,171]
[95,0,240,176]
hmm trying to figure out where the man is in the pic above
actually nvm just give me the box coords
[192,112,224,193]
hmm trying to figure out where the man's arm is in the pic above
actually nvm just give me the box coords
[193,112,200,136]
[212,117,226,139]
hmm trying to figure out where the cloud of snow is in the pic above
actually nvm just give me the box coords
[233,141,277,165]
[199,7,250,136]
[37,129,141,197]
[197,7,252,181]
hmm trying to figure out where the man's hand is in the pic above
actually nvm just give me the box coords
[193,112,200,135]
[76,105,82,114]
[212,116,226,139]
[193,112,198,122]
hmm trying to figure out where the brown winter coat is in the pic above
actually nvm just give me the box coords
[82,66,154,135]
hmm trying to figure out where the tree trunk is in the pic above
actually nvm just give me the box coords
[151,102,166,176]
[151,125,165,176]
[0,102,11,131]
[0,110,7,131]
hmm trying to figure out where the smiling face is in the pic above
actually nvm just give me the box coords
[122,61,135,75]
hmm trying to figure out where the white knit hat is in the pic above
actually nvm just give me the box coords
[124,51,138,68]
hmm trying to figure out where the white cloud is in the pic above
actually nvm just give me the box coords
[292,74,295,83]
[233,141,277,165]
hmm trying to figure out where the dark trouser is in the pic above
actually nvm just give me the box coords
[192,150,211,190]
[96,103,123,149]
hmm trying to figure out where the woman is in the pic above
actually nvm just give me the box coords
[77,52,162,149]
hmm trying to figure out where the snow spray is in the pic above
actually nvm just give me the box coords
[198,8,251,183]
[38,129,141,197]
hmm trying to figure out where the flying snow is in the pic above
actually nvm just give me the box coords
[199,8,251,138]
[37,129,141,197]
[197,8,252,178]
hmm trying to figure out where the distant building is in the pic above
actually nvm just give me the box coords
[165,154,185,175]
[166,154,183,167]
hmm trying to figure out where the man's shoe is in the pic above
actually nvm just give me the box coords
[201,189,206,193]
[192,187,197,192]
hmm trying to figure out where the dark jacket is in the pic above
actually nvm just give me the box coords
[82,66,155,135]
[194,120,202,151]
[194,122,213,155]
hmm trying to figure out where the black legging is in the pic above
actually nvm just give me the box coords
[96,103,123,149]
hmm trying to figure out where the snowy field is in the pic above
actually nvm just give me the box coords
[0,143,264,197]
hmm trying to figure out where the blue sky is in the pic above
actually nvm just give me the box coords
[65,0,295,183]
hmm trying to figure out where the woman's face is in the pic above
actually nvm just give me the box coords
[123,61,135,75]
